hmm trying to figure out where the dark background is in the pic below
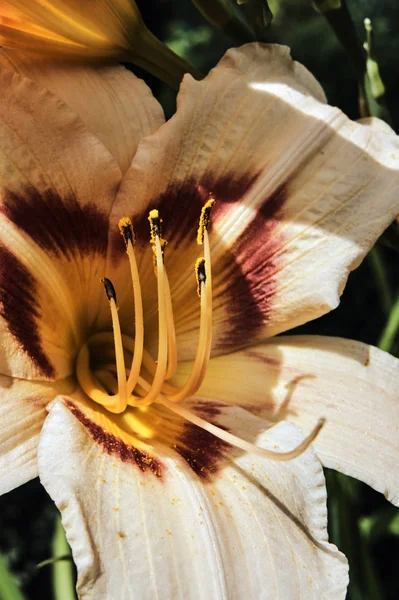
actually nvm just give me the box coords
[0,1,398,599]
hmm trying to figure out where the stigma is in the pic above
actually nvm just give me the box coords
[76,201,325,462]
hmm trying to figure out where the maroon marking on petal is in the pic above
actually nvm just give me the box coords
[152,173,260,244]
[64,399,164,479]
[191,399,230,418]
[201,172,260,213]
[110,174,286,352]
[243,349,281,367]
[174,401,232,480]
[0,246,55,377]
[110,173,260,264]
[2,187,109,258]
[213,182,287,351]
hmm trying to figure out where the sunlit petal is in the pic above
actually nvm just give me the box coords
[113,44,399,359]
[38,397,348,599]
[177,336,399,504]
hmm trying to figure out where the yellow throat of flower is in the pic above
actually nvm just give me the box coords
[75,200,324,462]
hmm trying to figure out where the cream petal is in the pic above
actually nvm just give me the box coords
[0,373,58,494]
[0,66,121,379]
[0,49,164,175]
[180,336,399,505]
[112,43,399,359]
[357,116,397,135]
[38,397,348,599]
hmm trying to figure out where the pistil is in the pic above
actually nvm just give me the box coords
[160,396,326,462]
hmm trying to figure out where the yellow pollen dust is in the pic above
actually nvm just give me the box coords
[75,201,325,462]
[197,198,215,245]
[118,216,135,248]
[148,208,167,257]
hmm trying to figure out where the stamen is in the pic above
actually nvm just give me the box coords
[167,264,210,403]
[147,211,177,380]
[160,396,326,461]
[197,198,215,245]
[167,204,214,403]
[118,218,144,397]
[101,277,127,412]
[202,228,213,372]
[135,225,168,406]
[164,272,178,379]
[198,203,214,380]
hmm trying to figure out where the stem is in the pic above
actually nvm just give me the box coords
[192,0,255,44]
[240,0,273,42]
[52,515,76,600]
[314,1,366,77]
[313,0,391,121]
[132,28,203,90]
[0,554,25,600]
[378,294,399,353]
[363,18,392,124]
[368,246,393,316]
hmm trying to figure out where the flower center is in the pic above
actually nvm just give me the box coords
[75,201,325,462]
[76,200,214,415]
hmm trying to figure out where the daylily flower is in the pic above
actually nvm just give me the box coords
[1,43,399,599]
[0,0,201,87]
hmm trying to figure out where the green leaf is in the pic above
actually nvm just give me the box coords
[0,554,25,600]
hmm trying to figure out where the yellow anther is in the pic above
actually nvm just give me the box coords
[118,217,135,248]
[148,209,167,257]
[148,208,162,244]
[197,198,215,245]
[195,257,206,297]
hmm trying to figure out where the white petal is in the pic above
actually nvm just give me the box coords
[187,336,399,505]
[0,373,57,494]
[38,397,347,599]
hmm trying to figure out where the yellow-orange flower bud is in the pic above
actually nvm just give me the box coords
[0,0,202,87]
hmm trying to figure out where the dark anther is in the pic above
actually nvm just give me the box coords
[101,277,117,302]
[195,258,207,296]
